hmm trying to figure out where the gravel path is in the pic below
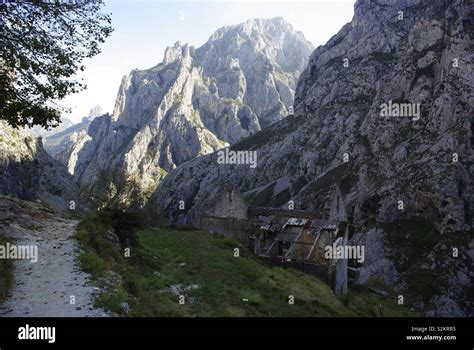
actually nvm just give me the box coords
[0,197,107,317]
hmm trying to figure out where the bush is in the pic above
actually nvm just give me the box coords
[94,289,128,315]
[79,251,106,276]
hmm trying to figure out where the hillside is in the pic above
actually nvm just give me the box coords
[154,0,474,316]
[74,213,414,317]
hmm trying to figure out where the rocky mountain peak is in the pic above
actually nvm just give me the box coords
[87,105,103,120]
[209,17,295,41]
[163,41,193,65]
[200,17,312,76]
[61,18,313,208]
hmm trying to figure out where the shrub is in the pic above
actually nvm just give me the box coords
[79,251,106,276]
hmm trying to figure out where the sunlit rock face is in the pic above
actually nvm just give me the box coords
[155,0,473,316]
[66,17,313,207]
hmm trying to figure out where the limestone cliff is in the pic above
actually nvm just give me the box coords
[67,18,313,207]
[154,0,473,315]
[45,106,104,174]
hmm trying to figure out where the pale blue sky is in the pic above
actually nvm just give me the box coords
[61,0,356,123]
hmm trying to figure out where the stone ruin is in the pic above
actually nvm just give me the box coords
[196,181,356,295]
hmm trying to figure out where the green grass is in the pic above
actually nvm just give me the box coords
[75,213,415,317]
[79,251,106,276]
[0,234,13,303]
[341,286,413,317]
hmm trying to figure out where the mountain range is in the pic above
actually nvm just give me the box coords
[58,18,313,208]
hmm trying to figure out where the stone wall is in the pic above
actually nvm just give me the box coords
[248,206,325,220]
[210,187,248,220]
[197,215,254,243]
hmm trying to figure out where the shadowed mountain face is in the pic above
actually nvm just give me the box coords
[0,121,86,212]
[154,0,473,315]
[61,18,313,208]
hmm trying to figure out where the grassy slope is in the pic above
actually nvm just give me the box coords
[75,214,414,317]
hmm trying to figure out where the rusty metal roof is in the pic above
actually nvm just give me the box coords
[285,218,308,226]
[260,223,283,232]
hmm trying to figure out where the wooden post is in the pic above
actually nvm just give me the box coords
[335,226,348,295]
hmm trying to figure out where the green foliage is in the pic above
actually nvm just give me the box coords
[75,211,125,271]
[173,93,183,106]
[0,1,113,128]
[79,251,106,277]
[94,289,128,315]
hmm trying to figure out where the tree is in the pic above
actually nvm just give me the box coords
[0,0,113,129]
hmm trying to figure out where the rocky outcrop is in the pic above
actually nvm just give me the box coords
[40,106,104,164]
[66,18,313,208]
[154,0,473,315]
[0,121,87,212]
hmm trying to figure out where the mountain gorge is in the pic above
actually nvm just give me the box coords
[1,0,472,318]
[62,18,313,208]
[154,0,473,315]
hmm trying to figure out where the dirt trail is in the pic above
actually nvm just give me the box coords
[0,196,107,317]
